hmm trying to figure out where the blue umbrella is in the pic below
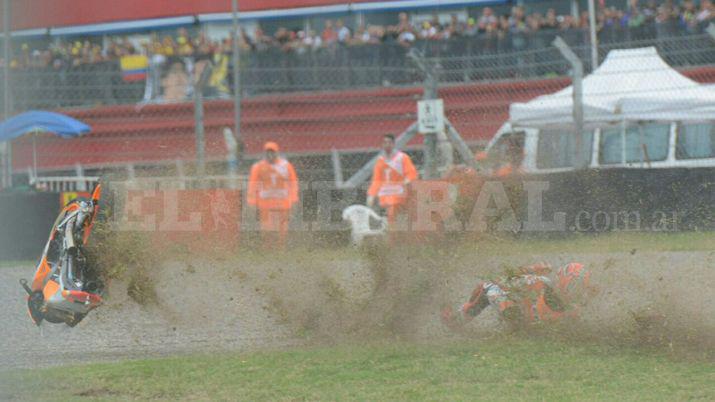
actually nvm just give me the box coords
[0,111,90,141]
[0,111,91,176]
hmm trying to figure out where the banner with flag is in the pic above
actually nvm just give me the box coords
[120,54,149,82]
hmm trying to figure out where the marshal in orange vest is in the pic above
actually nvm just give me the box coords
[247,142,299,247]
[367,135,418,224]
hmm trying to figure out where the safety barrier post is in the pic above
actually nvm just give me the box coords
[193,64,213,179]
[223,127,239,190]
[587,0,599,70]
[409,49,439,180]
[2,0,11,189]
[231,0,243,166]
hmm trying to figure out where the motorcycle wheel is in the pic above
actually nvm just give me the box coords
[65,313,87,327]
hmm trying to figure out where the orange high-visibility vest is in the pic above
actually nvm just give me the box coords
[247,158,299,210]
[367,151,418,207]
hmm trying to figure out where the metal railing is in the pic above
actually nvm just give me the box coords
[117,175,245,190]
[29,176,99,192]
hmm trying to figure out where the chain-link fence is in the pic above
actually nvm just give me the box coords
[5,30,715,111]
[3,29,715,187]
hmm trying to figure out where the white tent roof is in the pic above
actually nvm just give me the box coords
[509,47,715,129]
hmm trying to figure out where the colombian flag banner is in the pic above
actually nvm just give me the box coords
[120,55,148,82]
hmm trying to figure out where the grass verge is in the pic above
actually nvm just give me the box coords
[458,231,715,255]
[2,338,713,401]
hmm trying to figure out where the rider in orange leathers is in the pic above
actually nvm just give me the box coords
[442,263,592,329]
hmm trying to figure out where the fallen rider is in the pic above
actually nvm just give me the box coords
[441,262,593,330]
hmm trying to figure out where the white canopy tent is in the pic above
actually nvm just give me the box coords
[509,47,715,129]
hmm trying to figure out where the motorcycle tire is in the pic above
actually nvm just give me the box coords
[65,313,87,327]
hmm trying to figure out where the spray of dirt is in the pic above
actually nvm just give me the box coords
[84,207,162,306]
[84,217,715,360]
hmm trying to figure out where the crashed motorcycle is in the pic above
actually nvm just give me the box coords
[20,185,104,327]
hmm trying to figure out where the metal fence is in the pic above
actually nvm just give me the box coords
[4,30,715,112]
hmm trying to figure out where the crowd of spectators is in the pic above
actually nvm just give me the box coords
[4,0,715,71]
[4,27,237,70]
